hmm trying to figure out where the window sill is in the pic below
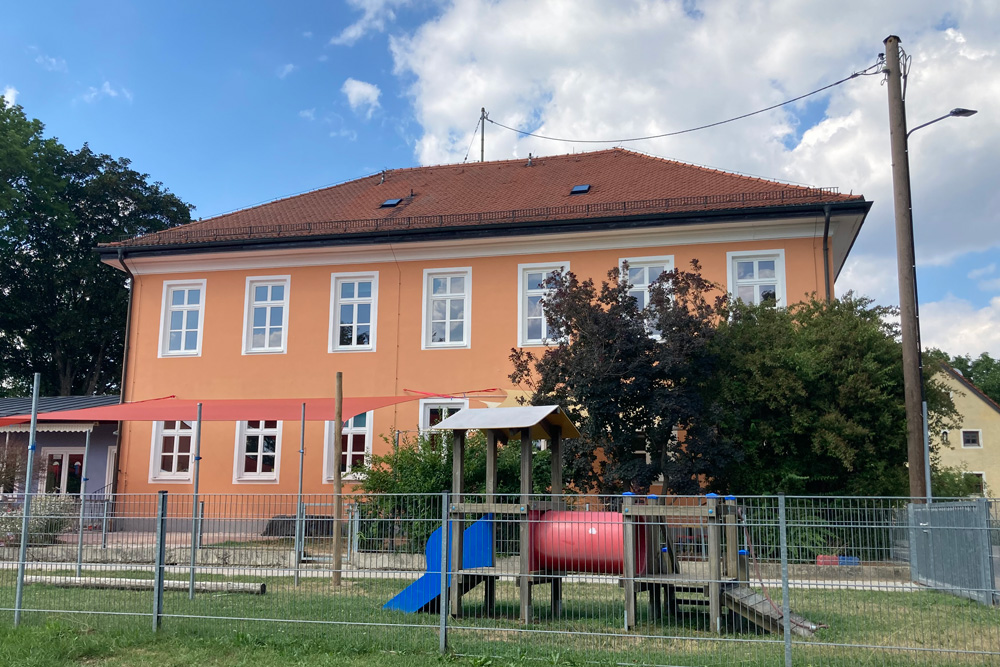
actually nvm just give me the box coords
[242,348,287,355]
[159,350,201,358]
[331,346,375,353]
[149,477,192,484]
[233,477,279,484]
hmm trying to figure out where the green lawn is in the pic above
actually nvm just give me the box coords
[1,568,998,666]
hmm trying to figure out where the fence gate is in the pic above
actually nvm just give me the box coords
[909,499,998,605]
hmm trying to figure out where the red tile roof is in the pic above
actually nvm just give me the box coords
[110,148,864,248]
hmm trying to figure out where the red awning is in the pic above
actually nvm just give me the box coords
[0,395,417,427]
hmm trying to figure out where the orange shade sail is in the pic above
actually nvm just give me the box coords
[0,395,418,427]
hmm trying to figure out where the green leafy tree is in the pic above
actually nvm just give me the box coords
[509,261,734,495]
[710,294,958,496]
[925,348,1000,405]
[0,102,191,396]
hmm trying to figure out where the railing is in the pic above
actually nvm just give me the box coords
[1,492,997,667]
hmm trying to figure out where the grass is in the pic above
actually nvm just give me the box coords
[1,568,998,666]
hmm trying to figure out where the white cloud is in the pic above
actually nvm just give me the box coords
[35,54,67,72]
[79,81,132,104]
[331,0,409,46]
[968,263,996,280]
[978,277,1000,292]
[277,63,297,79]
[1,86,17,106]
[388,1,1000,347]
[341,77,381,118]
[299,108,316,121]
[920,296,1000,357]
[303,31,313,38]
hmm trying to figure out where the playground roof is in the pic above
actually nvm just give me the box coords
[431,405,580,440]
[0,395,417,427]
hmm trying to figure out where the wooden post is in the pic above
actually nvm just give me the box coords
[484,429,500,616]
[547,424,562,618]
[519,427,532,624]
[707,494,722,634]
[724,496,738,578]
[623,494,637,630]
[450,428,466,617]
[646,495,662,622]
[332,372,344,586]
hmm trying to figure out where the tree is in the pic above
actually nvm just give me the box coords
[925,349,1000,405]
[0,102,191,396]
[509,261,735,495]
[710,294,958,496]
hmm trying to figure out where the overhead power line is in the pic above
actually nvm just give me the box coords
[484,58,886,145]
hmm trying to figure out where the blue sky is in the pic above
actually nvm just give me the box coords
[2,1,998,355]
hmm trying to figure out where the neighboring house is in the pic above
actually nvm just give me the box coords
[96,148,871,496]
[935,364,1000,495]
[0,395,120,496]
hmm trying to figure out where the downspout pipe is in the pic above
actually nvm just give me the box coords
[110,248,135,497]
[822,205,832,301]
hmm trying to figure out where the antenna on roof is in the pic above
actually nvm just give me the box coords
[527,153,533,167]
[380,170,386,184]
[481,107,487,162]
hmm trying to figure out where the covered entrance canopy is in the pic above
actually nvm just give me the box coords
[0,395,418,427]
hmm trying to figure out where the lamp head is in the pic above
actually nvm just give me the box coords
[949,108,977,117]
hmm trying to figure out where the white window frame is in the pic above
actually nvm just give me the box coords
[961,429,983,449]
[726,249,786,306]
[329,272,378,353]
[421,267,472,349]
[233,420,282,483]
[322,412,373,481]
[419,398,468,451]
[105,445,118,491]
[620,255,674,338]
[158,279,206,357]
[148,420,194,483]
[242,275,291,354]
[517,261,569,347]
[965,471,986,496]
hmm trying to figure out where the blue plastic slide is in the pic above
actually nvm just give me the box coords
[383,514,494,613]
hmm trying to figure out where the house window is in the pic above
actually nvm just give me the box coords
[235,420,280,481]
[518,262,569,346]
[727,250,785,305]
[330,273,377,352]
[965,472,986,496]
[244,276,290,353]
[419,399,467,450]
[151,421,193,481]
[422,268,471,349]
[621,256,674,336]
[160,280,205,356]
[961,430,982,448]
[325,412,372,479]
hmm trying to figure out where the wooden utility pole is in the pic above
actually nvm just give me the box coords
[480,107,486,162]
[332,371,344,584]
[884,35,927,501]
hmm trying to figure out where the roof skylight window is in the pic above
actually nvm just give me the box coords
[381,198,403,208]
[570,184,591,195]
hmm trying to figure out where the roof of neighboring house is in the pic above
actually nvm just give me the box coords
[0,395,121,419]
[939,363,1000,418]
[101,148,867,251]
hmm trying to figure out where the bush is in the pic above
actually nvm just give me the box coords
[0,494,78,546]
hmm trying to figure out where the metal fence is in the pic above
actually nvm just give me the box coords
[1,491,998,666]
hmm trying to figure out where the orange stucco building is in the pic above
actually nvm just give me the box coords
[98,148,871,496]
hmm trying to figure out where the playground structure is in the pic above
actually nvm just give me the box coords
[385,405,818,636]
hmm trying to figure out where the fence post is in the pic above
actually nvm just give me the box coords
[188,403,203,600]
[196,501,205,550]
[153,490,168,632]
[778,494,792,667]
[76,428,92,578]
[14,372,41,628]
[101,497,110,549]
[439,491,449,654]
[293,498,304,587]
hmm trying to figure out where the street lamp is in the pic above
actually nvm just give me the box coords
[906,106,977,503]
[884,35,978,502]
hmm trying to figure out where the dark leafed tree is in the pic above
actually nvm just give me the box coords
[510,260,734,495]
[0,102,192,396]
[925,348,1000,406]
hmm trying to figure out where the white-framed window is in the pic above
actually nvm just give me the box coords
[620,255,674,337]
[965,472,986,496]
[159,280,206,357]
[727,250,785,305]
[149,421,193,482]
[422,268,471,349]
[234,420,281,482]
[330,272,378,352]
[961,429,983,448]
[419,398,467,450]
[243,276,290,354]
[323,412,373,480]
[518,261,569,347]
